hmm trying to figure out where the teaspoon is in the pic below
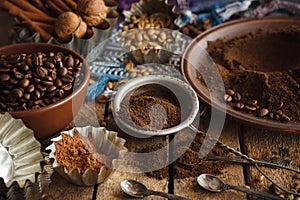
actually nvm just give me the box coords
[197,174,285,200]
[120,179,189,200]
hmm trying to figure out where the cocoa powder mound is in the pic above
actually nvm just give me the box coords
[119,84,181,131]
[54,130,110,174]
[205,25,300,122]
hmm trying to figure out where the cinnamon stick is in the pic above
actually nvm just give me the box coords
[16,12,52,42]
[30,0,49,14]
[33,21,55,36]
[43,0,64,16]
[7,0,49,18]
[62,0,77,12]
[2,1,56,24]
[53,0,72,12]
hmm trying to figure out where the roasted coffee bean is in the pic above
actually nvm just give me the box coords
[9,78,18,85]
[23,93,31,100]
[64,55,74,67]
[26,84,35,93]
[0,68,10,73]
[58,67,68,76]
[226,89,235,96]
[61,83,72,91]
[44,76,53,82]
[224,94,232,102]
[0,74,10,82]
[19,79,30,88]
[0,89,10,95]
[32,105,40,109]
[34,89,41,99]
[41,81,54,87]
[61,75,74,83]
[233,92,241,101]
[43,98,52,104]
[56,60,63,68]
[12,88,23,98]
[36,66,47,77]
[281,114,291,122]
[258,108,269,117]
[235,102,244,110]
[47,85,57,92]
[37,84,47,92]
[54,79,63,87]
[50,71,57,80]
[24,72,33,79]
[58,89,64,98]
[33,52,43,66]
[19,64,29,71]
[245,105,257,111]
[46,91,56,98]
[0,102,7,110]
[34,99,43,105]
[250,99,258,106]
[14,71,24,79]
[32,77,41,84]
[44,61,55,69]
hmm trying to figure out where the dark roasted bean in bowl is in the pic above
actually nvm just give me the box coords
[0,42,90,141]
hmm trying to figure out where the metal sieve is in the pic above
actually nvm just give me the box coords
[112,75,199,137]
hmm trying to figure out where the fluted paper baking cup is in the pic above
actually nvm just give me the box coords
[0,112,44,188]
[46,126,127,186]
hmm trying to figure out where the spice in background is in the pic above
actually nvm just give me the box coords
[119,84,181,131]
[204,25,300,123]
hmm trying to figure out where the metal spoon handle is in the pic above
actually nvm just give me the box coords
[147,189,190,200]
[227,185,285,200]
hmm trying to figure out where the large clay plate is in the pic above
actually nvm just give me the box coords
[181,17,300,133]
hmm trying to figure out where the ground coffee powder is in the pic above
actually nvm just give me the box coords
[119,84,181,131]
[205,25,300,123]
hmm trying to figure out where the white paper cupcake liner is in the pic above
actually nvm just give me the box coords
[46,126,127,186]
[0,112,44,188]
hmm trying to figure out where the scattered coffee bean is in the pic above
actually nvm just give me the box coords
[224,94,232,102]
[258,108,269,117]
[12,88,23,98]
[250,99,258,106]
[226,89,235,96]
[233,92,241,101]
[281,114,291,122]
[245,105,257,112]
[235,102,244,110]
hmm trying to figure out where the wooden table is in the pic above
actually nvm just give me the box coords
[2,98,298,200]
[1,9,300,200]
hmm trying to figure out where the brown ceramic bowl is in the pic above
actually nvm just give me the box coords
[0,43,90,141]
[181,17,300,133]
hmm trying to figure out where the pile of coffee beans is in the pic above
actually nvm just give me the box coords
[224,88,291,122]
[0,52,83,112]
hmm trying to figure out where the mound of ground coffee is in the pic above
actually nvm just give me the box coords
[119,84,181,131]
[205,25,300,123]
[54,130,110,174]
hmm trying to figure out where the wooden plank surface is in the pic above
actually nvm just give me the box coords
[242,126,300,199]
[96,110,169,199]
[173,113,247,200]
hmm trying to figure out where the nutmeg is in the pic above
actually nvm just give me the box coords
[55,11,87,39]
[77,0,109,26]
